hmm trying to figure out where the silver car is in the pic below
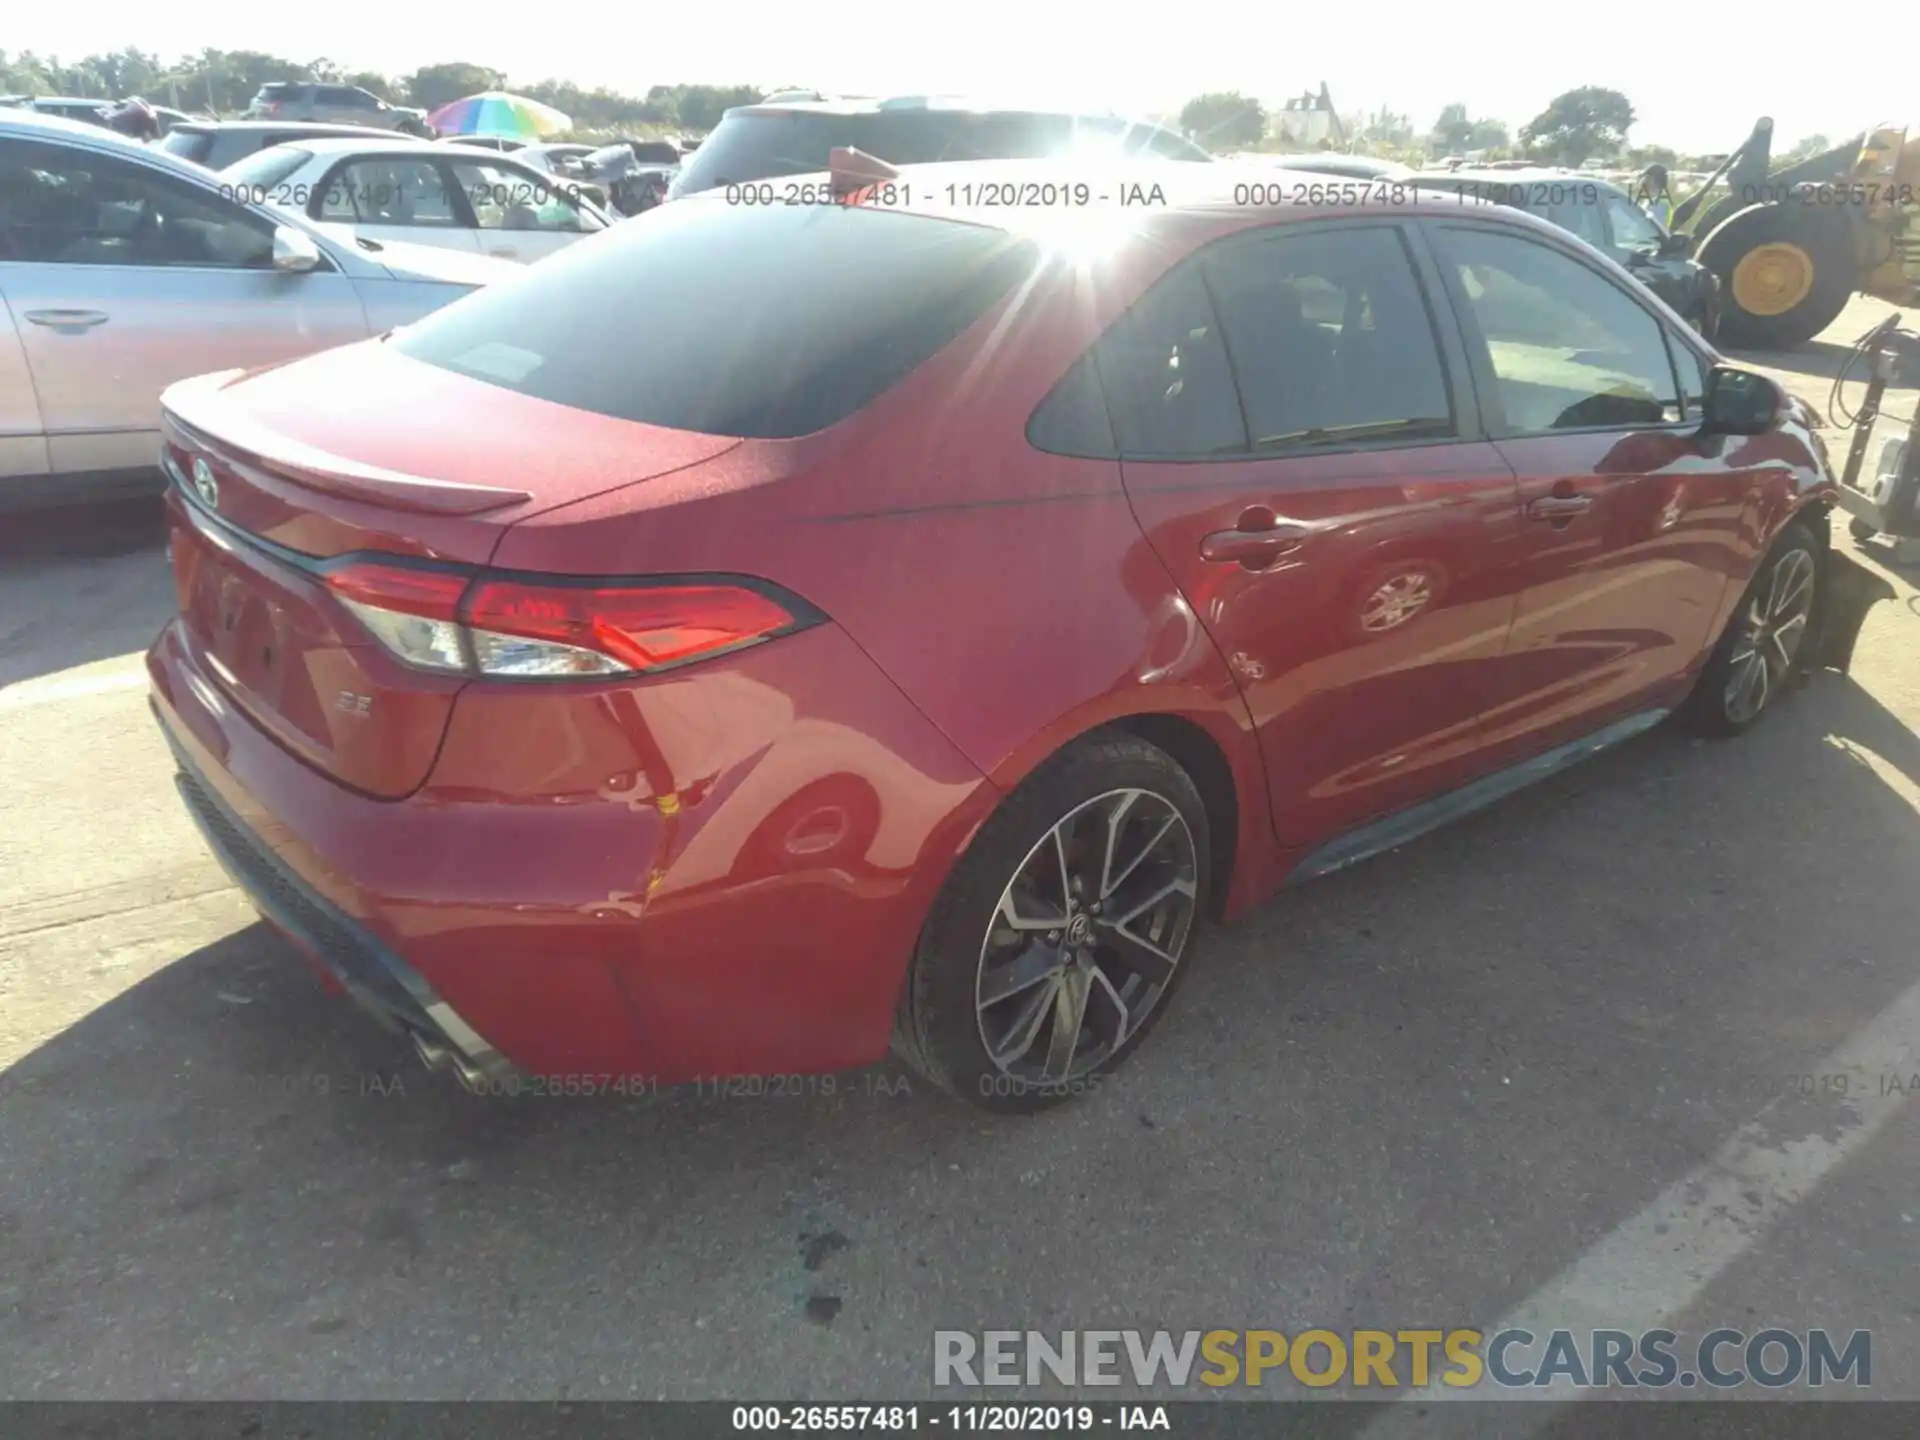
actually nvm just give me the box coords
[0,111,517,510]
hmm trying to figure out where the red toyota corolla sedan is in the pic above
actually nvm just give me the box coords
[148,160,1836,1112]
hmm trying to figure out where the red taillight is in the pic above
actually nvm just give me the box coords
[321,560,807,679]
[465,580,795,673]
[325,561,467,621]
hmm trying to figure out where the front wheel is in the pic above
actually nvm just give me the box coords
[1678,524,1820,737]
[893,732,1209,1112]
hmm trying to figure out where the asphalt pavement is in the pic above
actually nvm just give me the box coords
[2,300,1918,1416]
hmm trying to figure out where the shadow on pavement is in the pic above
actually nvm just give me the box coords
[4,655,1920,1398]
[0,500,171,688]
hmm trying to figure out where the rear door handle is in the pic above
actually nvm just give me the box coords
[24,309,109,330]
[487,247,519,258]
[1200,510,1312,566]
[1527,494,1593,521]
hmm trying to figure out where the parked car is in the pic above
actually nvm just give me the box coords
[146,156,1835,1110]
[1411,168,1722,339]
[580,143,674,215]
[0,111,515,510]
[223,137,613,261]
[666,95,1210,198]
[245,82,431,137]
[160,120,414,172]
[434,135,525,153]
[1263,152,1414,180]
[8,95,113,126]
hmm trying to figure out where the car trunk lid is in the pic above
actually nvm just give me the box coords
[158,350,741,796]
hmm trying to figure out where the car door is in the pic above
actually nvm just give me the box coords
[312,155,481,253]
[443,158,607,261]
[0,292,50,480]
[1107,220,1528,847]
[1424,220,1749,760]
[0,136,370,478]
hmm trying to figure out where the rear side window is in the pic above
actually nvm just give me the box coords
[253,85,297,104]
[391,200,1040,438]
[1200,226,1454,446]
[159,128,213,165]
[1090,265,1245,457]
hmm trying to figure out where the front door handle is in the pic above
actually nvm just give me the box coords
[24,309,109,330]
[1200,508,1312,567]
[1527,494,1593,521]
[487,247,519,258]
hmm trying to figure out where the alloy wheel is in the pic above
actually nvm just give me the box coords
[1723,547,1815,725]
[974,788,1198,1084]
[1360,570,1435,632]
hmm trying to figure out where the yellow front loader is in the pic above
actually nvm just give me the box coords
[1670,118,1920,348]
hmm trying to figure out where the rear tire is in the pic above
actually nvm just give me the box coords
[893,732,1209,1113]
[1678,523,1821,738]
[1701,204,1855,349]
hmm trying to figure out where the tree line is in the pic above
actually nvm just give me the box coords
[0,48,763,136]
[1,51,1841,167]
[1178,85,1835,172]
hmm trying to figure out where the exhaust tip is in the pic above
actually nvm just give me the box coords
[410,1029,453,1072]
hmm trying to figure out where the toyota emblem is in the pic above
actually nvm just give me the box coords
[191,457,219,510]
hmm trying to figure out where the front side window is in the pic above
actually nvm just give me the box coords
[1434,226,1682,432]
[1200,225,1453,447]
[0,138,274,267]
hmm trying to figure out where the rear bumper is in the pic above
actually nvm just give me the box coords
[147,611,996,1082]
[163,723,513,1088]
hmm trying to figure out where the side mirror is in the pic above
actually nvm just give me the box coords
[1699,365,1782,436]
[1658,230,1691,258]
[271,224,322,273]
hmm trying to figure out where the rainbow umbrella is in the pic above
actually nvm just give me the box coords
[426,91,571,140]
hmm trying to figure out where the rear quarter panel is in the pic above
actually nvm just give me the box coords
[490,228,1278,913]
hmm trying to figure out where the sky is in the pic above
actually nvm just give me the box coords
[6,3,1900,155]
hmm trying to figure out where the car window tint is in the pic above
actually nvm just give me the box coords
[0,138,273,267]
[223,146,311,191]
[448,160,598,233]
[1201,226,1453,447]
[320,158,459,226]
[1605,195,1664,248]
[158,129,213,165]
[1436,226,1682,431]
[1091,264,1245,457]
[1028,351,1118,458]
[391,200,1038,438]
[1541,196,1608,249]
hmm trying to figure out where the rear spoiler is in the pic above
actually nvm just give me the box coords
[161,370,533,517]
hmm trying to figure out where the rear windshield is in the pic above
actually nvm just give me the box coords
[159,128,213,164]
[252,85,296,101]
[391,199,1039,439]
[222,146,312,187]
[671,110,1198,196]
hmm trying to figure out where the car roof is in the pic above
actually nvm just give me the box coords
[723,95,1169,127]
[686,157,1532,236]
[1417,166,1627,194]
[174,120,408,136]
[0,107,147,146]
[284,136,506,157]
